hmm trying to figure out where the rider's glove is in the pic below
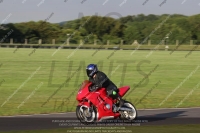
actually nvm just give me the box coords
[90,84,99,92]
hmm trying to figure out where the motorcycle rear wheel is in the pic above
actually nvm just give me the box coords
[119,101,137,120]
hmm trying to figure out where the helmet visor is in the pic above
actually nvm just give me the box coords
[86,69,93,77]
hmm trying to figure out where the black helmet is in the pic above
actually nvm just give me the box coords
[86,64,98,77]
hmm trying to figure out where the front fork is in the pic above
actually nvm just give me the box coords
[79,100,94,113]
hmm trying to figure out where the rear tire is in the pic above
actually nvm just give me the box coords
[119,101,137,120]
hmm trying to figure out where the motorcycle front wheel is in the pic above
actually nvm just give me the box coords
[76,105,97,124]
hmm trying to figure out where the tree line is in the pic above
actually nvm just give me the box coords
[0,14,200,45]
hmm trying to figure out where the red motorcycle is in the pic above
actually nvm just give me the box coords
[76,80,137,123]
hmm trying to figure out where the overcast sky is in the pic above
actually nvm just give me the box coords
[0,0,200,24]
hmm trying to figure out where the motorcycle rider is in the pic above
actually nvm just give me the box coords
[86,64,124,111]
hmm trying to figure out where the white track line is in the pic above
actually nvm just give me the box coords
[137,107,200,110]
[0,112,75,117]
[0,107,200,117]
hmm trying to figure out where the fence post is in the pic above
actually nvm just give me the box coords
[25,39,28,44]
[132,40,138,45]
[94,39,97,45]
[162,40,165,45]
[52,39,55,45]
[38,39,42,44]
[67,38,70,45]
[148,40,151,45]
[10,38,13,44]
[80,39,83,45]
[107,40,109,45]
[190,40,193,45]
[176,40,179,46]
[121,40,123,45]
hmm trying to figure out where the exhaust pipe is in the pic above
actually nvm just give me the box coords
[119,107,133,112]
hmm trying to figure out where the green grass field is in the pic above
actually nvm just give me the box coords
[0,48,200,116]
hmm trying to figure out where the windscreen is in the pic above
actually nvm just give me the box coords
[78,80,91,92]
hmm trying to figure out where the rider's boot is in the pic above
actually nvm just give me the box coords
[112,91,124,112]
[117,96,124,108]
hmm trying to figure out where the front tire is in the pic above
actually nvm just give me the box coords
[119,101,137,120]
[76,105,97,124]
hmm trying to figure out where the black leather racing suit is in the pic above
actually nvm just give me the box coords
[89,71,119,99]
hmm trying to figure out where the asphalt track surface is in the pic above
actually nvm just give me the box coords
[0,107,200,131]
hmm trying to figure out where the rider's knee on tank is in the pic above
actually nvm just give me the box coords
[107,89,119,99]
